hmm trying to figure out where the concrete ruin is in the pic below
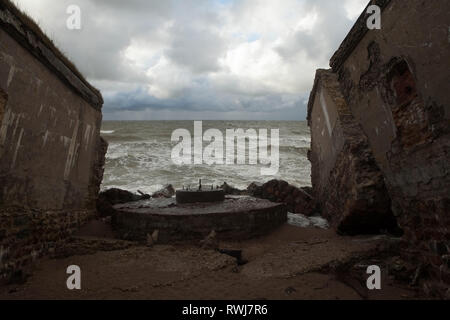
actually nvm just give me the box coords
[0,1,106,281]
[113,196,287,243]
[308,69,398,235]
[110,183,287,244]
[308,0,449,292]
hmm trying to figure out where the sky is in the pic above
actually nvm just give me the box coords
[14,0,368,120]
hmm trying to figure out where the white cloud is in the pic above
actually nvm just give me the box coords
[344,0,369,20]
[14,0,368,120]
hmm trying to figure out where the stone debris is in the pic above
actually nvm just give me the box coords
[98,188,150,217]
[200,230,219,250]
[146,230,160,247]
[152,185,175,198]
[246,182,263,196]
[218,249,247,266]
[152,230,159,244]
[257,180,317,216]
[220,182,248,196]
[147,234,154,247]
[51,236,136,259]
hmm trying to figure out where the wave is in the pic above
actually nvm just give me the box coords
[103,135,147,142]
[279,145,309,153]
[101,120,312,191]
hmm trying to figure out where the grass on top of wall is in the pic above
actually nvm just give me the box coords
[1,0,102,100]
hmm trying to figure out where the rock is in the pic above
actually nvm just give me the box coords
[99,188,149,204]
[301,186,313,197]
[97,188,150,217]
[278,180,289,191]
[200,230,219,250]
[146,233,154,247]
[387,256,417,283]
[255,179,317,216]
[218,249,247,265]
[152,185,175,198]
[151,230,159,243]
[247,182,263,196]
[146,230,160,247]
[220,182,247,195]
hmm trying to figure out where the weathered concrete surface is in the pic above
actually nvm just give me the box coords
[257,180,316,216]
[0,88,5,135]
[309,0,450,295]
[97,187,150,217]
[113,196,287,243]
[176,189,225,204]
[0,4,105,281]
[332,0,450,293]
[308,70,397,234]
[89,137,108,209]
[205,181,316,215]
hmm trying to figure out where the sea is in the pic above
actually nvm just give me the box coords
[100,121,311,194]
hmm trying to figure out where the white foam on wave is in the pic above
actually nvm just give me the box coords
[100,121,313,194]
[287,213,329,229]
[105,144,128,160]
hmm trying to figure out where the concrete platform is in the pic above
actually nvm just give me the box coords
[112,196,287,243]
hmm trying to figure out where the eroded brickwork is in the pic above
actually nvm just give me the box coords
[336,40,449,297]
[310,0,450,296]
[0,207,95,282]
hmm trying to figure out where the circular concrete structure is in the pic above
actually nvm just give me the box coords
[112,196,287,243]
[176,189,225,204]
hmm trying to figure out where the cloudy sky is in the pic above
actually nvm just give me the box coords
[15,0,368,120]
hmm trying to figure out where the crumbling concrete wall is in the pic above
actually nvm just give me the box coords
[308,69,397,235]
[0,89,5,133]
[0,3,105,281]
[309,0,449,295]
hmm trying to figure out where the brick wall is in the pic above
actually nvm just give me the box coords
[308,0,450,296]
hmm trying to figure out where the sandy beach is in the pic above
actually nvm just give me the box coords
[0,222,424,300]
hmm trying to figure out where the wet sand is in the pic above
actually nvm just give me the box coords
[0,223,424,300]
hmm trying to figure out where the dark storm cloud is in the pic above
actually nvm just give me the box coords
[15,0,368,120]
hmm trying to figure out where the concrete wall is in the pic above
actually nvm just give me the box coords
[0,89,5,132]
[332,0,450,291]
[308,71,344,199]
[310,0,450,294]
[308,70,396,234]
[332,0,450,172]
[0,4,105,281]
